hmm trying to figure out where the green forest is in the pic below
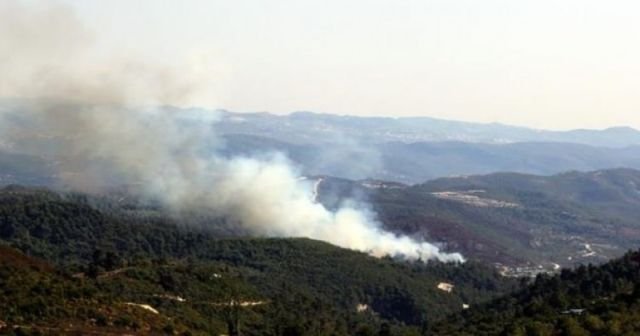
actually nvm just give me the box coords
[2,185,640,335]
[0,186,515,335]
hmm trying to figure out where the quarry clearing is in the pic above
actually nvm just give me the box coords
[431,190,520,208]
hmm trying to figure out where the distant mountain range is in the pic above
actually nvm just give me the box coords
[215,109,640,147]
[210,109,640,183]
[222,134,640,183]
[4,103,640,184]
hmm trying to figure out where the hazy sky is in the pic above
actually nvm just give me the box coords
[9,0,640,130]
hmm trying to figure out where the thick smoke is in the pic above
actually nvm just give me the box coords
[0,1,463,262]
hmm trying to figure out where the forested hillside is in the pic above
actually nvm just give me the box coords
[0,186,517,335]
[315,169,640,270]
[431,249,640,335]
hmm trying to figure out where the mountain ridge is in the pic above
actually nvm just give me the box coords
[212,108,640,147]
[311,168,640,270]
[222,133,640,183]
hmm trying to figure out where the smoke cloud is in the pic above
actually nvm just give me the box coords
[0,1,463,262]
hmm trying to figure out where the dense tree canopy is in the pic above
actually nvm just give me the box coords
[0,186,516,335]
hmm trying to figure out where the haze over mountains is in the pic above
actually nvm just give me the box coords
[6,107,640,186]
[216,110,640,147]
[214,110,640,183]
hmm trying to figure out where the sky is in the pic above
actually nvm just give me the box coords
[6,0,640,130]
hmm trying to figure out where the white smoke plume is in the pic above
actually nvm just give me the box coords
[0,1,463,262]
